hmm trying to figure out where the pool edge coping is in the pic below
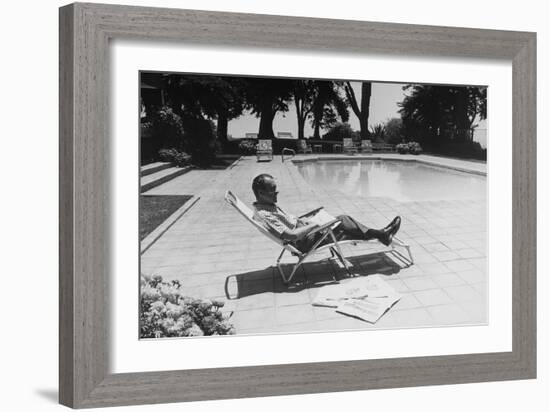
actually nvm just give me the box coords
[290,155,487,176]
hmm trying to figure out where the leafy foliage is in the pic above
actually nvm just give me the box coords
[140,274,234,338]
[369,123,386,142]
[310,81,349,139]
[181,117,217,167]
[243,78,294,139]
[398,84,487,159]
[396,141,423,155]
[238,139,258,155]
[148,106,186,151]
[383,118,404,144]
[158,148,192,167]
[322,122,356,141]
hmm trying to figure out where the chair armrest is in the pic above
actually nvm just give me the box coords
[298,206,324,218]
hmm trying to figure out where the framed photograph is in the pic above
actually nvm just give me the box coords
[59,2,536,408]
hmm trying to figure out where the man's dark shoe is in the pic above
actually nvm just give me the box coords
[379,216,401,246]
[383,216,401,231]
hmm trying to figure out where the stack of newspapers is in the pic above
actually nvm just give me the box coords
[312,275,402,323]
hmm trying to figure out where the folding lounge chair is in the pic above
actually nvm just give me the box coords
[360,139,373,153]
[224,190,414,285]
[343,138,358,155]
[297,139,313,154]
[256,139,273,162]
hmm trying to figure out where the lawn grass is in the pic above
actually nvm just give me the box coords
[140,195,193,240]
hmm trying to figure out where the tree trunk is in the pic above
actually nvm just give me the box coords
[313,120,321,139]
[359,117,369,140]
[216,110,229,151]
[297,117,305,140]
[359,82,372,140]
[258,103,275,139]
[295,96,306,140]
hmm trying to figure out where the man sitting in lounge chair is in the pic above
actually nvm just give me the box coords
[251,173,401,252]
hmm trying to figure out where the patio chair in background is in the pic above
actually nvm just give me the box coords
[343,138,358,155]
[256,139,273,162]
[224,190,414,285]
[277,131,293,139]
[297,139,313,154]
[245,132,258,139]
[360,139,373,153]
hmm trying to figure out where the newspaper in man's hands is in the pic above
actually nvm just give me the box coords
[306,209,337,227]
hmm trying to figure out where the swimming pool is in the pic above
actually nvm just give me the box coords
[295,159,486,202]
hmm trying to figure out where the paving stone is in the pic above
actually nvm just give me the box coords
[414,289,454,306]
[432,273,467,288]
[402,277,440,291]
[444,284,481,303]
[275,304,316,326]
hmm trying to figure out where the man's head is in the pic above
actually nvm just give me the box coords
[252,174,278,204]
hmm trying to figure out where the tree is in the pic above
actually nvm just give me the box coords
[163,74,245,150]
[310,81,349,139]
[243,78,294,139]
[344,81,372,140]
[292,80,316,140]
[384,118,404,144]
[398,84,487,148]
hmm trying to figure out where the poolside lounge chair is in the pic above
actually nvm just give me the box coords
[224,190,414,285]
[360,139,373,153]
[372,142,396,152]
[343,138,358,155]
[296,139,313,154]
[256,139,273,162]
[277,132,294,139]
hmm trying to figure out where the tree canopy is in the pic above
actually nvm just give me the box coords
[399,84,487,144]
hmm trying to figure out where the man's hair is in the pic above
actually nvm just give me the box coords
[252,174,274,198]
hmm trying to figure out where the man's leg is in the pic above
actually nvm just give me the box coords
[296,215,400,252]
[335,215,401,246]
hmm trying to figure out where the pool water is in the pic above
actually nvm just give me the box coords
[295,160,486,202]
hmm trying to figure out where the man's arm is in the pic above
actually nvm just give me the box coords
[280,222,319,242]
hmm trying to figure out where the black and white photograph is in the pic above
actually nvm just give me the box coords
[139,72,488,338]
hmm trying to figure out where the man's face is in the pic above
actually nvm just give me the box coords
[259,178,278,204]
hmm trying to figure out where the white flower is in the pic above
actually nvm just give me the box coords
[165,302,185,319]
[187,323,204,337]
[150,301,166,313]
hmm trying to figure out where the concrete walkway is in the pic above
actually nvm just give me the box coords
[141,154,487,335]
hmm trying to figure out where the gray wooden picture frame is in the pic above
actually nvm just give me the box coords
[59,2,536,408]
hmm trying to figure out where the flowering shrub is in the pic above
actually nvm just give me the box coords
[238,139,257,155]
[140,274,234,338]
[396,141,423,155]
[158,148,192,167]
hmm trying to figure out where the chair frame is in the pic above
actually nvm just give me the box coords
[342,138,358,155]
[360,139,373,153]
[297,139,313,154]
[224,191,414,285]
[256,139,274,161]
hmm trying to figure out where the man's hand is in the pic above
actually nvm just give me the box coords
[281,221,319,242]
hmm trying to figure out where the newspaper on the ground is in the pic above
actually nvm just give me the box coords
[336,293,402,323]
[312,275,401,309]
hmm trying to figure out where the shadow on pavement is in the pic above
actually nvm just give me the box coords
[225,251,404,300]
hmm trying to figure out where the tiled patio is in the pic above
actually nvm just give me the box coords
[141,153,487,335]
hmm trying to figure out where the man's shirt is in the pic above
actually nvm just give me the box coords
[252,201,298,237]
